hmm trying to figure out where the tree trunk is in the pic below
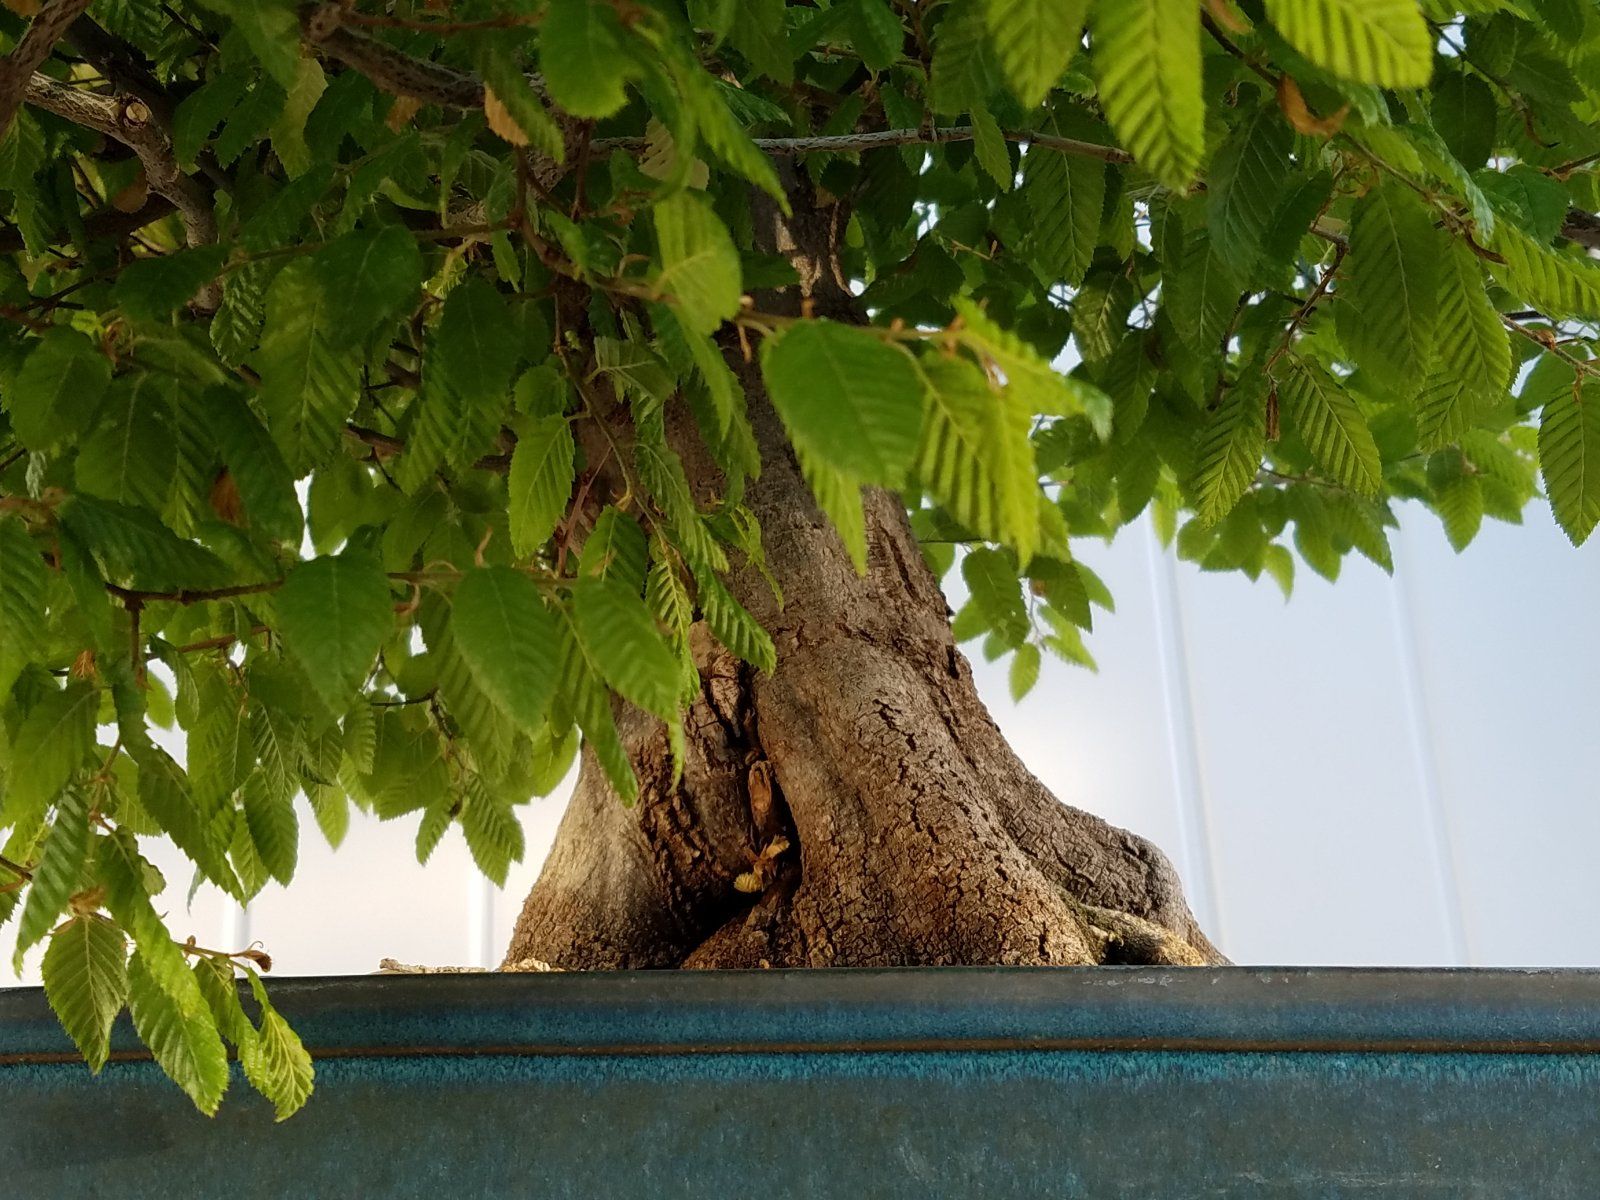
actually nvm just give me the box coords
[503,174,1223,972]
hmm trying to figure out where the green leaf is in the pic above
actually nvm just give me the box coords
[75,375,176,511]
[916,355,1040,562]
[796,447,868,574]
[41,914,128,1074]
[0,514,47,698]
[435,278,521,415]
[1278,359,1383,495]
[126,949,230,1116]
[960,547,1029,645]
[694,568,777,673]
[1192,378,1267,524]
[459,779,525,887]
[115,246,229,322]
[480,43,566,158]
[311,226,424,348]
[1090,0,1204,190]
[578,506,649,592]
[1,682,97,830]
[59,495,226,591]
[1023,144,1104,288]
[654,191,742,335]
[1207,106,1294,276]
[1431,459,1483,551]
[237,970,314,1120]
[14,787,91,968]
[1488,222,1600,321]
[207,391,303,542]
[242,775,298,886]
[762,320,926,484]
[274,553,394,711]
[572,578,682,719]
[1264,0,1433,87]
[1432,240,1512,409]
[983,0,1088,108]
[1009,642,1041,701]
[255,258,361,474]
[1164,228,1243,353]
[507,414,576,557]
[7,328,112,452]
[451,567,562,730]
[1539,379,1600,546]
[1334,185,1441,393]
[541,0,636,118]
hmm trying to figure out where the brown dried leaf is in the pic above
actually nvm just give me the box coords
[1,0,43,16]
[1277,75,1348,139]
[385,95,423,132]
[209,469,244,525]
[483,86,528,147]
[111,172,150,214]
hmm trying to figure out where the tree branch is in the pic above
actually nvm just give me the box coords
[301,3,485,108]
[0,0,93,141]
[1561,209,1600,251]
[21,73,218,295]
[595,126,1134,163]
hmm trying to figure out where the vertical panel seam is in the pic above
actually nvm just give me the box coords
[1389,539,1474,966]
[1144,521,1226,946]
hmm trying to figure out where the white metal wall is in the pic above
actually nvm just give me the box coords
[4,503,1597,985]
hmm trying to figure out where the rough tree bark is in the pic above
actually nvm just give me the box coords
[504,171,1224,972]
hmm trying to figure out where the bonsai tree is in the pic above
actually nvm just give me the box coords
[0,0,1595,1118]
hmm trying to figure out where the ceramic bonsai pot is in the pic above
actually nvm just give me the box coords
[3,966,1598,1196]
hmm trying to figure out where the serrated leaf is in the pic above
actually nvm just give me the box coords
[1334,185,1441,392]
[541,0,636,118]
[1264,0,1432,87]
[41,914,127,1074]
[983,0,1088,108]
[796,447,868,574]
[311,226,424,347]
[451,567,562,730]
[242,775,297,886]
[275,553,394,710]
[654,191,742,335]
[1207,106,1294,275]
[1539,379,1600,545]
[1165,228,1242,352]
[1008,642,1041,701]
[237,970,314,1120]
[0,514,46,697]
[1090,0,1204,189]
[59,495,226,591]
[1278,359,1382,494]
[75,375,176,511]
[7,328,111,452]
[1023,144,1103,287]
[1488,221,1600,321]
[694,569,777,673]
[14,787,91,968]
[507,414,575,556]
[255,258,361,474]
[763,320,926,484]
[115,246,229,322]
[459,779,524,887]
[2,682,97,830]
[478,45,565,158]
[917,355,1040,562]
[207,391,303,542]
[960,547,1029,645]
[1432,239,1511,409]
[1192,378,1267,524]
[126,949,230,1115]
[572,578,682,720]
[578,506,648,592]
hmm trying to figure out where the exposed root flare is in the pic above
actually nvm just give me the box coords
[1077,906,1215,968]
